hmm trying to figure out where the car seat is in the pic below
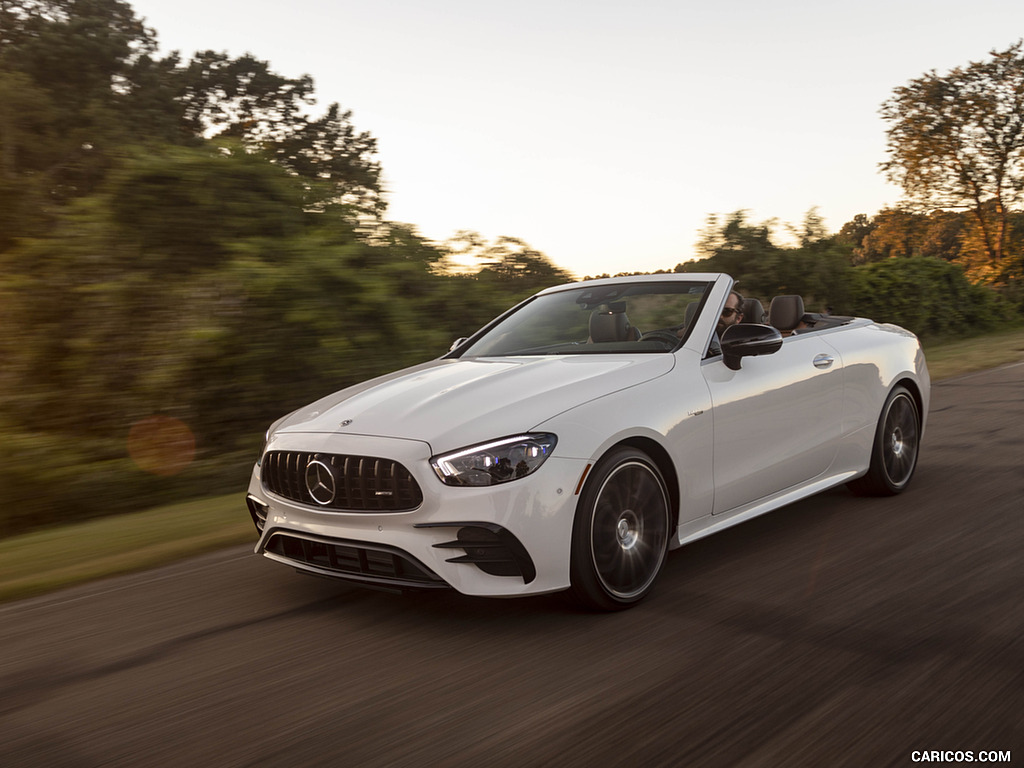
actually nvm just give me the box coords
[589,308,640,342]
[740,298,766,324]
[769,295,805,335]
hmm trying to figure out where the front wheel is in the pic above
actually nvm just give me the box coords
[569,447,671,611]
[847,385,921,496]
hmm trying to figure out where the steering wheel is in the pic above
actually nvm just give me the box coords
[638,330,680,347]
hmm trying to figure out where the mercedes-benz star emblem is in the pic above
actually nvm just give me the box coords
[304,459,336,506]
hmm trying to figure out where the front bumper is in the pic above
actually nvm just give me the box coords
[246,431,588,597]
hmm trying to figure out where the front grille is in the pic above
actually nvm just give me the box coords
[261,450,423,511]
[264,532,447,589]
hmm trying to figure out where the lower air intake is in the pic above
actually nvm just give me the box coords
[246,495,268,535]
[418,523,537,584]
[263,531,447,589]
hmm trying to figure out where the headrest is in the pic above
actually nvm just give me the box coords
[590,310,630,342]
[740,298,765,324]
[769,295,805,331]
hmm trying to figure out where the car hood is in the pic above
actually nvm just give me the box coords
[273,354,675,452]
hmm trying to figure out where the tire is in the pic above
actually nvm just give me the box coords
[847,385,921,496]
[569,447,671,611]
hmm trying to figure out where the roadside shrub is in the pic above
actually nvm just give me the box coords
[0,426,253,538]
[846,257,1016,338]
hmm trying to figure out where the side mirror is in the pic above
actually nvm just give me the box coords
[721,324,783,371]
[449,337,469,352]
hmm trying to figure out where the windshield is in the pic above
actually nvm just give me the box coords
[458,281,711,357]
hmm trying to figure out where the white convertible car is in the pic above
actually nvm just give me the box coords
[246,273,929,610]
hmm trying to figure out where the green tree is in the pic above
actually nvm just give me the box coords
[0,0,579,537]
[880,41,1024,280]
[0,0,382,229]
[440,231,574,290]
[0,146,424,444]
[680,211,782,298]
[836,213,875,253]
[846,208,1022,272]
[106,144,308,272]
[677,210,854,311]
[857,208,933,261]
[848,257,1014,336]
[177,52,383,213]
[0,70,59,247]
[0,0,161,205]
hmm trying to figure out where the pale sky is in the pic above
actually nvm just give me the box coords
[127,0,1024,277]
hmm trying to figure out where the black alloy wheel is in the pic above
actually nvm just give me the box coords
[569,447,671,611]
[848,385,921,496]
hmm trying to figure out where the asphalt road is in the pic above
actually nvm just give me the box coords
[2,364,1022,768]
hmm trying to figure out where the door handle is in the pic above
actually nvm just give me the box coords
[813,354,834,369]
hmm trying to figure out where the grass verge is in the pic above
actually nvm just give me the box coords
[0,494,254,604]
[3,327,1024,605]
[921,326,1024,380]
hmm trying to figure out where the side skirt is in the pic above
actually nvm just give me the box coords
[671,470,860,549]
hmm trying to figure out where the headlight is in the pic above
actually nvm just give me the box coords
[430,433,557,487]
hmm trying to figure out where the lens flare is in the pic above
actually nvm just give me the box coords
[127,415,196,476]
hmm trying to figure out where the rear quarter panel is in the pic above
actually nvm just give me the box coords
[816,320,930,473]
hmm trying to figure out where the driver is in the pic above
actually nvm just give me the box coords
[705,290,744,356]
[675,289,744,341]
[718,290,744,333]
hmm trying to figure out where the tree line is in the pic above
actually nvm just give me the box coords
[1,2,1022,535]
[672,208,1018,337]
[0,0,572,534]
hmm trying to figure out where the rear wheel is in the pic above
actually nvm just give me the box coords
[569,447,671,611]
[848,385,920,496]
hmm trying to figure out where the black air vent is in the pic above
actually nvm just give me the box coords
[264,532,446,589]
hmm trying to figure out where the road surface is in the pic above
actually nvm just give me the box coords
[2,363,1022,767]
